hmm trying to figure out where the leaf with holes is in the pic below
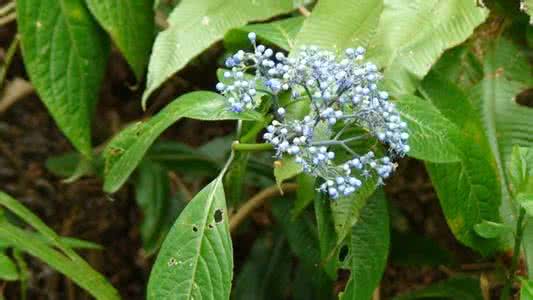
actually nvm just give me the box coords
[142,0,295,107]
[292,0,383,52]
[367,0,488,97]
[147,175,232,300]
[103,91,261,193]
[17,0,109,157]
[86,0,154,79]
[339,189,389,300]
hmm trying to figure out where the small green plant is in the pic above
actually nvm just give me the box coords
[1,0,533,299]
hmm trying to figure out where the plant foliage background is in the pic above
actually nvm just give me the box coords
[0,0,533,299]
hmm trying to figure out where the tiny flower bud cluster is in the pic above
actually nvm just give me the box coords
[217,33,409,199]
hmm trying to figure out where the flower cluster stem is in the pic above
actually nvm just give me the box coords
[232,142,274,152]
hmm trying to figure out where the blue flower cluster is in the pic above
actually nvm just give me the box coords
[217,32,409,199]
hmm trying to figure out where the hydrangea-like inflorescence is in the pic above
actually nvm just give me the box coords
[217,32,409,199]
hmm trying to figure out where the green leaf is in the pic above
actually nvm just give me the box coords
[517,194,533,217]
[521,278,533,300]
[314,194,338,278]
[86,0,155,79]
[419,73,503,254]
[468,38,533,267]
[135,160,186,255]
[367,0,488,97]
[293,0,383,52]
[233,233,291,300]
[509,146,533,197]
[394,276,483,300]
[273,155,302,187]
[331,177,378,243]
[291,174,316,218]
[146,141,221,176]
[0,251,19,281]
[226,17,304,51]
[45,152,101,178]
[0,192,119,299]
[147,175,233,300]
[339,189,389,300]
[396,95,462,163]
[0,222,119,300]
[103,91,261,193]
[431,45,483,90]
[474,220,511,239]
[17,0,109,157]
[142,0,295,106]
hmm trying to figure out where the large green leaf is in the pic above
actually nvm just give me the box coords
[86,0,155,79]
[330,177,378,243]
[147,175,233,300]
[396,95,462,163]
[17,0,109,157]
[142,0,295,106]
[468,38,533,270]
[0,192,119,299]
[367,0,488,97]
[393,276,483,300]
[314,194,338,278]
[292,0,383,52]
[225,17,304,52]
[103,91,261,193]
[419,73,503,254]
[339,190,389,300]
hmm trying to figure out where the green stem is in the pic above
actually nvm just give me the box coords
[500,208,526,300]
[232,143,273,152]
